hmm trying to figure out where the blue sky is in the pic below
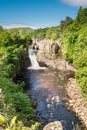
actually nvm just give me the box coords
[0,0,86,29]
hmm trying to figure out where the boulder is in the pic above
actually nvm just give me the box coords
[43,121,63,130]
[0,126,4,130]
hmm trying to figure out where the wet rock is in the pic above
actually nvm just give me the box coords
[43,121,63,130]
[52,96,60,101]
[47,104,51,108]
[50,112,54,118]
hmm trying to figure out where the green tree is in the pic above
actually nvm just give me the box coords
[0,31,11,46]
[76,7,87,24]
[60,16,73,32]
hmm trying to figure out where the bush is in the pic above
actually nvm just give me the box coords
[12,92,35,124]
[75,68,87,96]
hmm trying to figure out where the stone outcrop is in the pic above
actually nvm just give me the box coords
[43,121,63,130]
[36,39,60,58]
[0,126,4,130]
[66,78,87,128]
[36,39,76,72]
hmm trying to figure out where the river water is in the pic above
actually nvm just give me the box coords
[25,49,83,130]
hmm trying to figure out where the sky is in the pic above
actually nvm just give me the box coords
[0,0,87,29]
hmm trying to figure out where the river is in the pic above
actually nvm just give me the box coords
[24,49,83,130]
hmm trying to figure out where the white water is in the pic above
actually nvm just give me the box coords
[28,49,45,70]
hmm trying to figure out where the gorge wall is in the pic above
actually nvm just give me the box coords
[35,39,76,72]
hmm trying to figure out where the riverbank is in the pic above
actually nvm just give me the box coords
[66,78,87,129]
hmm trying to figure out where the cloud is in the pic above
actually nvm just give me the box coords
[2,24,39,29]
[62,0,87,7]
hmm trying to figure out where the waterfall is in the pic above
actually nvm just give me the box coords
[28,49,44,70]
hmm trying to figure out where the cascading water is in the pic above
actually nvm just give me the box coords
[28,49,42,70]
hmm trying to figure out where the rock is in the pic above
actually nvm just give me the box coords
[47,104,51,108]
[50,113,53,116]
[43,121,63,130]
[0,126,4,130]
[36,39,67,70]
[52,96,60,101]
[66,78,87,128]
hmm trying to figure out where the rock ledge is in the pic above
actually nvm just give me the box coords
[43,121,63,130]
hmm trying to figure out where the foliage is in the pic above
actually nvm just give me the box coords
[46,27,60,40]
[75,68,87,97]
[61,7,87,97]
[30,28,48,39]
[12,92,35,123]
[76,6,87,24]
[0,28,40,129]
[5,116,40,130]
[0,31,12,47]
[19,29,32,47]
[0,114,6,126]
[29,26,60,40]
[60,16,73,32]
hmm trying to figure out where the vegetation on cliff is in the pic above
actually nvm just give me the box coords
[61,7,87,97]
[0,28,40,130]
